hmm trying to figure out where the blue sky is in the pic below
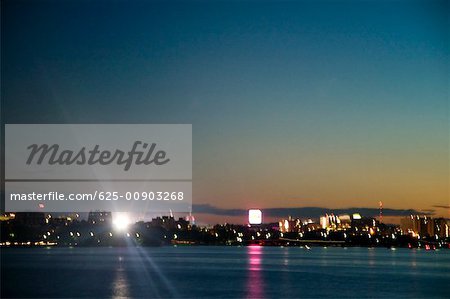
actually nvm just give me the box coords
[2,0,449,221]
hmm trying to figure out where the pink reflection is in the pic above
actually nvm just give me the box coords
[246,245,265,299]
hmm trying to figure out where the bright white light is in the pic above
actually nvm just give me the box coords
[249,209,262,225]
[352,213,361,220]
[113,213,130,231]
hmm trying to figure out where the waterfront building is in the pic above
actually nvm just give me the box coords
[400,215,435,237]
[88,211,112,225]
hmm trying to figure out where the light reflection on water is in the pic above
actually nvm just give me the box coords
[2,247,450,298]
[246,245,264,299]
[112,256,130,299]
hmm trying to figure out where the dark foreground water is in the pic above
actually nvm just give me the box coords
[1,246,449,298]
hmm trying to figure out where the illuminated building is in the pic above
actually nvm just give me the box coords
[434,218,450,238]
[0,213,16,221]
[150,216,189,230]
[248,209,262,225]
[351,215,378,232]
[320,214,352,230]
[88,211,112,225]
[401,216,450,238]
[400,215,435,237]
[303,222,321,232]
[338,215,352,229]
[279,217,301,233]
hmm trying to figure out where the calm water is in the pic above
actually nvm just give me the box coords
[1,246,449,298]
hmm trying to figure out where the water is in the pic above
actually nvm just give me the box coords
[1,246,449,298]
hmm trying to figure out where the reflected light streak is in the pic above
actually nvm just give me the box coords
[135,246,180,298]
[246,245,265,299]
[123,238,161,297]
[112,256,130,299]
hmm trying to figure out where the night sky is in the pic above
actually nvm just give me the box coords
[2,0,449,222]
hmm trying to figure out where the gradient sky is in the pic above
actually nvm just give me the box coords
[2,0,449,221]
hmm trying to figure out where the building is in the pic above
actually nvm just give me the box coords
[279,217,301,233]
[150,216,189,230]
[400,215,435,237]
[88,211,112,225]
[320,214,352,230]
[351,215,378,232]
[0,213,16,222]
[434,218,450,238]
[13,212,46,226]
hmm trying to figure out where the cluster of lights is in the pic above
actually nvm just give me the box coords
[112,213,131,231]
[3,210,449,249]
[0,241,56,246]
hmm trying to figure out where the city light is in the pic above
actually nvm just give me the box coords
[1,212,448,250]
[352,213,362,220]
[248,209,262,225]
[112,213,130,231]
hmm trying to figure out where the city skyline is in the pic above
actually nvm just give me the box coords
[2,210,449,248]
